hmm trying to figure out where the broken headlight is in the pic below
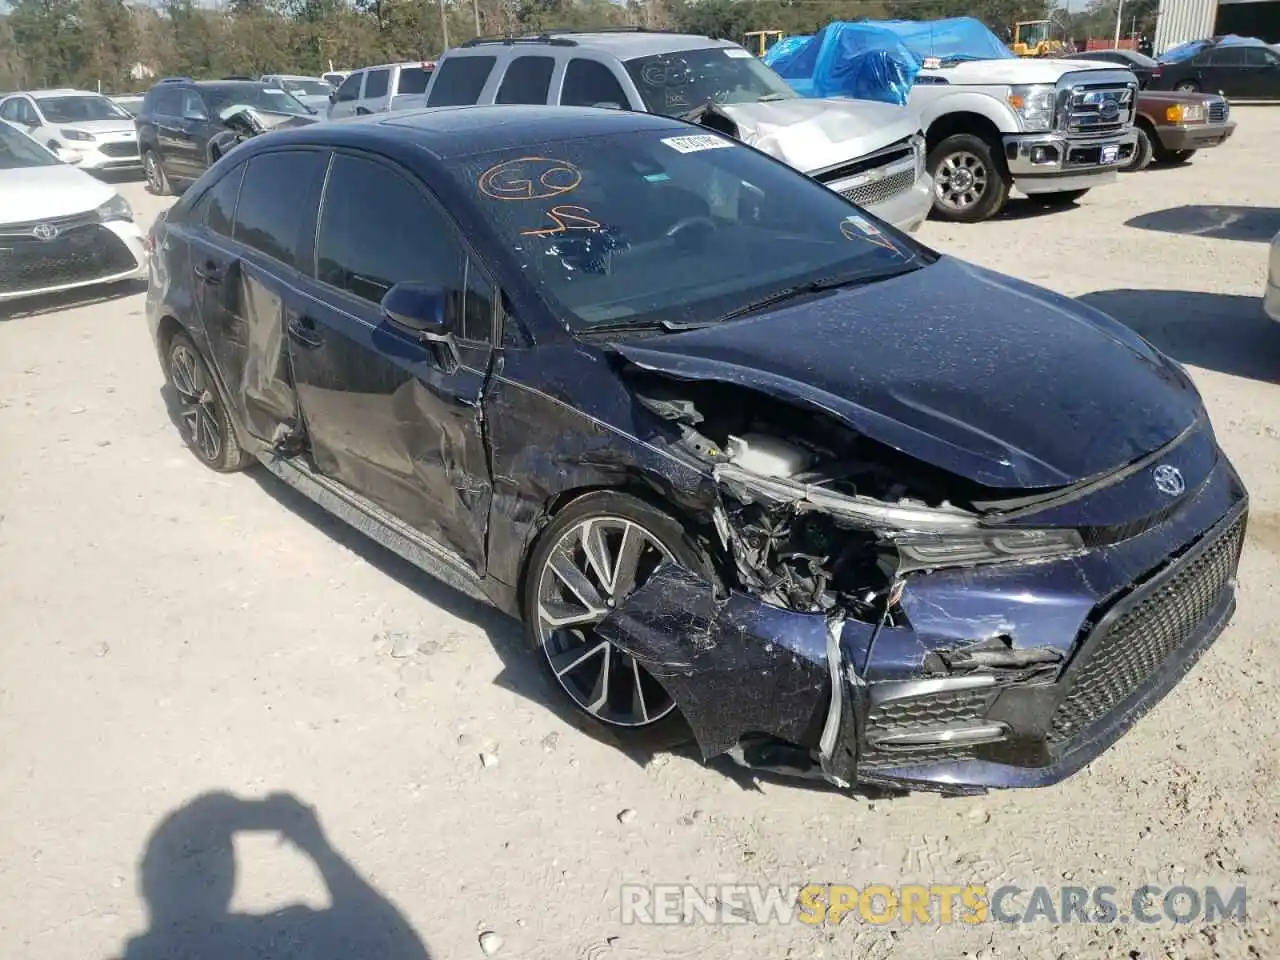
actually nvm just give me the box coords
[889,527,1084,573]
[714,462,1084,574]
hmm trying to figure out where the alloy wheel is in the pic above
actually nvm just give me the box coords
[145,153,161,192]
[934,150,989,212]
[535,516,678,727]
[169,343,223,464]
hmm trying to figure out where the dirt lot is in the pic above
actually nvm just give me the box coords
[2,110,1279,960]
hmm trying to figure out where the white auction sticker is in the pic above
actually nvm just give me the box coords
[724,48,755,58]
[660,134,734,154]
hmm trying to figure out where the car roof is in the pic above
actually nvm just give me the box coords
[18,88,100,98]
[257,104,691,159]
[457,30,733,59]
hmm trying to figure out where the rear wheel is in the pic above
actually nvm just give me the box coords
[166,333,252,472]
[521,491,709,746]
[927,133,1010,223]
[144,149,171,196]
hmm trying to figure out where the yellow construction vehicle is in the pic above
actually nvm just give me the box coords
[1011,20,1066,57]
[744,30,784,58]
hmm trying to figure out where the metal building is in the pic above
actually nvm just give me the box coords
[1153,0,1220,54]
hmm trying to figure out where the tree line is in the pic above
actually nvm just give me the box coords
[0,0,1159,97]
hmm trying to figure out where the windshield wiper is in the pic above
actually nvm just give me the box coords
[716,266,919,322]
[586,317,718,336]
[756,93,790,102]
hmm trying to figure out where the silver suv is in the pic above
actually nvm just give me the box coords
[422,28,933,233]
[328,61,435,119]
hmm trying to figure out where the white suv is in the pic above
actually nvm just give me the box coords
[421,29,933,233]
[0,89,141,172]
[327,62,436,119]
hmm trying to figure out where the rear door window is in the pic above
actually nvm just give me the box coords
[335,72,362,102]
[364,68,390,99]
[560,59,629,108]
[232,150,329,269]
[426,56,496,106]
[202,163,245,238]
[396,66,431,95]
[495,56,555,104]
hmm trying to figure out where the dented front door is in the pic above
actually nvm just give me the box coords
[286,151,494,573]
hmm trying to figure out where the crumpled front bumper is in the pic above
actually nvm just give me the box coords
[597,443,1247,794]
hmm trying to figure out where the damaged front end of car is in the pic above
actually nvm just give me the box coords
[595,359,1248,795]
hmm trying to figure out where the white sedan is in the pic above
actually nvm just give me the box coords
[0,120,148,303]
[0,88,141,172]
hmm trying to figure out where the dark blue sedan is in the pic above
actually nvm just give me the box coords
[146,105,1247,795]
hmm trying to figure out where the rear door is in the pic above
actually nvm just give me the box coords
[187,148,329,444]
[288,150,496,572]
[1204,47,1247,96]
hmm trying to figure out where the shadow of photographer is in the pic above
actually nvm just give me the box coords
[113,791,430,960]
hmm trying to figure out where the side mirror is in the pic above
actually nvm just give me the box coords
[381,282,459,370]
[183,109,207,122]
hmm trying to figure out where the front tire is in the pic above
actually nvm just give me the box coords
[166,333,252,472]
[927,133,1011,223]
[521,491,709,745]
[1122,126,1154,172]
[144,149,171,196]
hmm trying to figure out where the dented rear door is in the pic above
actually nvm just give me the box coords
[288,151,494,573]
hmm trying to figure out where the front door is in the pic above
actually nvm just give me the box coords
[288,150,496,572]
[1240,46,1280,98]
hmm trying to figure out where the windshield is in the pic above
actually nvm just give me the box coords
[624,47,796,116]
[36,95,131,124]
[204,84,311,117]
[452,129,926,332]
[0,120,60,169]
[1018,22,1050,46]
[279,78,333,97]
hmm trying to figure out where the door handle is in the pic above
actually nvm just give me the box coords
[287,315,324,349]
[194,261,223,285]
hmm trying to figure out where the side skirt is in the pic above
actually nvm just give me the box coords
[256,451,494,608]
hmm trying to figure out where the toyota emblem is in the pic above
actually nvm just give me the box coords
[32,222,59,241]
[1153,464,1185,497]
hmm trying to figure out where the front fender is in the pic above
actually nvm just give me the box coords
[912,88,1019,135]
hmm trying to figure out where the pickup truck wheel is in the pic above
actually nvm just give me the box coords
[928,134,1009,223]
[1035,189,1089,207]
[1122,126,1154,172]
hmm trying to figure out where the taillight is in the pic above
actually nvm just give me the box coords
[1152,65,1163,77]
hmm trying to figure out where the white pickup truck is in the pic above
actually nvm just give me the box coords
[912,56,1139,221]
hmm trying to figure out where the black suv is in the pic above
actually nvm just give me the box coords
[135,78,316,195]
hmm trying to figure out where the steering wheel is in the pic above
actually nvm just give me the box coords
[665,216,717,243]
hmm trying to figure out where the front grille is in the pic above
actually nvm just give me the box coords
[99,141,140,158]
[0,224,138,294]
[812,140,914,185]
[1208,99,1228,123]
[840,168,916,207]
[1058,82,1135,137]
[0,209,99,239]
[1046,513,1245,745]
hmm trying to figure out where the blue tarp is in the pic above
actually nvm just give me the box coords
[1160,34,1268,63]
[763,18,1014,106]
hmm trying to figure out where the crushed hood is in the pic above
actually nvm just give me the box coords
[707,99,918,174]
[612,257,1200,490]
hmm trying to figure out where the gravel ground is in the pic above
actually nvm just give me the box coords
[2,110,1279,960]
